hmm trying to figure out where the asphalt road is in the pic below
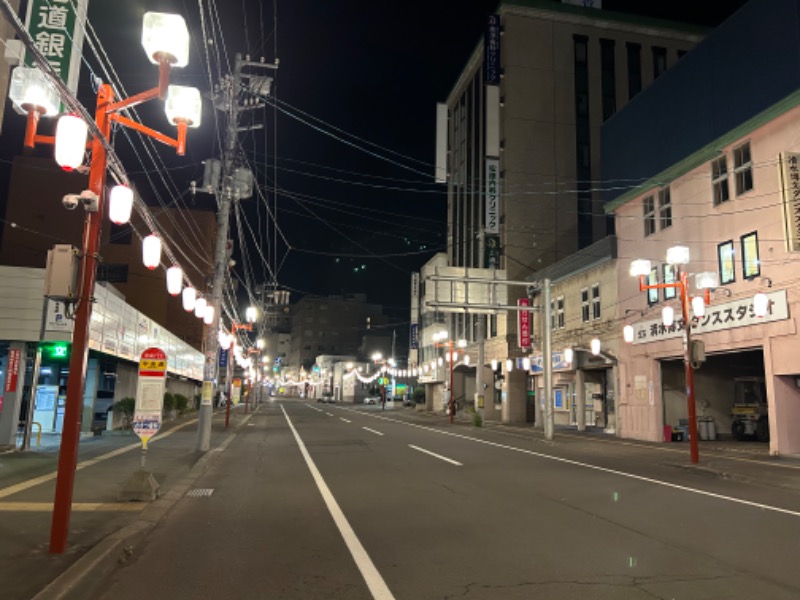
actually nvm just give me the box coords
[96,399,800,599]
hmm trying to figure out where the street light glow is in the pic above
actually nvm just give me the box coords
[629,259,652,277]
[666,245,690,266]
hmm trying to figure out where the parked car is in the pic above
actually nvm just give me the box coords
[364,396,379,405]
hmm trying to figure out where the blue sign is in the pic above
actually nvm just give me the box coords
[485,15,501,85]
[219,349,228,367]
[410,324,419,349]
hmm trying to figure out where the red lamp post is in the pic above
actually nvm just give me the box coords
[630,248,717,465]
[11,13,199,554]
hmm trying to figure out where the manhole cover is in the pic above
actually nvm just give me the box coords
[186,488,215,497]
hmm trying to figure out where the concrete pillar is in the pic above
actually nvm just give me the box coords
[81,358,99,433]
[607,365,619,435]
[502,368,528,424]
[576,368,586,432]
[533,375,543,428]
[0,342,28,448]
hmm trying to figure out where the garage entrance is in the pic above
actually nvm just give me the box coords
[660,348,766,442]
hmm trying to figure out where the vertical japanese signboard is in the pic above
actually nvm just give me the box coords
[779,152,800,252]
[485,158,500,234]
[484,15,501,85]
[25,0,88,96]
[517,298,531,348]
[133,347,167,449]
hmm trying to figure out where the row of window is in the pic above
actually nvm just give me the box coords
[644,142,754,238]
[644,231,761,305]
[712,141,754,206]
[550,284,601,330]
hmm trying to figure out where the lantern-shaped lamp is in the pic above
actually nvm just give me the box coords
[505,359,513,372]
[9,66,60,115]
[491,359,498,371]
[166,265,183,296]
[623,325,634,344]
[194,296,207,319]
[666,245,690,266]
[203,304,214,325]
[165,85,202,127]
[692,296,706,318]
[463,355,470,366]
[662,306,675,327]
[142,234,162,270]
[565,347,574,363]
[754,292,769,318]
[142,12,190,67]
[109,185,134,225]
[437,357,443,366]
[246,306,257,323]
[55,114,87,171]
[629,259,652,277]
[182,286,196,312]
[522,357,531,371]
[591,338,601,356]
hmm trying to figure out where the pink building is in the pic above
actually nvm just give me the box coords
[610,102,800,455]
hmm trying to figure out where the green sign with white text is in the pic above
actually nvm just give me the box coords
[25,0,88,95]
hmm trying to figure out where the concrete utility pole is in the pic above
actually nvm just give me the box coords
[197,53,276,451]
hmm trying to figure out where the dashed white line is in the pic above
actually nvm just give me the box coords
[362,427,384,436]
[281,406,395,599]
[340,418,352,423]
[409,444,462,466]
[326,412,334,417]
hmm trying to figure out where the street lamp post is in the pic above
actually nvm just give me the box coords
[7,12,199,554]
[629,247,718,464]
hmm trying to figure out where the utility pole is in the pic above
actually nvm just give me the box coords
[197,53,276,451]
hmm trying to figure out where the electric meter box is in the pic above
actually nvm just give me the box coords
[44,245,80,301]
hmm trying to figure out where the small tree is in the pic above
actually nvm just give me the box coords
[113,397,135,429]
[163,392,176,414]
[413,387,426,404]
[174,393,189,414]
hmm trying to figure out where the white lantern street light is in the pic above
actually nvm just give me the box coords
[142,234,162,270]
[522,357,531,371]
[662,306,675,327]
[142,12,190,68]
[109,185,134,225]
[666,245,690,266]
[754,292,769,317]
[166,265,183,296]
[463,355,470,366]
[695,271,720,291]
[55,114,87,171]
[691,296,706,318]
[182,286,196,312]
[491,359,498,371]
[506,359,513,372]
[9,66,60,117]
[590,338,601,356]
[622,325,634,344]
[629,259,652,277]
[256,338,265,350]
[194,296,207,319]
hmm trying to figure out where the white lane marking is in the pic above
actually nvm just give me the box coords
[362,427,384,437]
[340,418,352,423]
[0,419,198,500]
[359,412,800,519]
[281,405,395,600]
[326,412,334,417]
[409,444,462,466]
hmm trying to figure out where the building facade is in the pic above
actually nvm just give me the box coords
[604,0,800,455]
[437,0,704,422]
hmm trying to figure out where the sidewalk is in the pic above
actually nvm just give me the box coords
[0,406,254,600]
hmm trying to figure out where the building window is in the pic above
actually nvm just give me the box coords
[556,296,565,329]
[733,141,754,196]
[741,231,760,279]
[647,267,659,306]
[652,46,667,78]
[662,264,677,300]
[97,263,128,283]
[591,284,601,319]
[643,195,656,236]
[712,156,730,206]
[658,187,672,230]
[626,42,642,99]
[600,39,616,121]
[718,240,736,284]
[581,288,590,323]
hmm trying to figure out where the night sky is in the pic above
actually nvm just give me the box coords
[0,0,748,328]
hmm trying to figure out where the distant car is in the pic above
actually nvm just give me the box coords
[364,396,379,405]
[402,397,414,407]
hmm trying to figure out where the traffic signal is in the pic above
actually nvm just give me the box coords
[39,341,71,363]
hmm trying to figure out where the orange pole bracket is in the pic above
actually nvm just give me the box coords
[106,87,160,114]
[108,113,179,150]
[23,109,41,148]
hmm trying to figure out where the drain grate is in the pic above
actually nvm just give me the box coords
[186,488,214,498]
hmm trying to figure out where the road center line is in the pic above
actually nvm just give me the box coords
[281,405,395,600]
[409,444,462,466]
[362,427,384,436]
[340,418,352,423]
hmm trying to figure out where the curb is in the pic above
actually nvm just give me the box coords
[31,412,253,600]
